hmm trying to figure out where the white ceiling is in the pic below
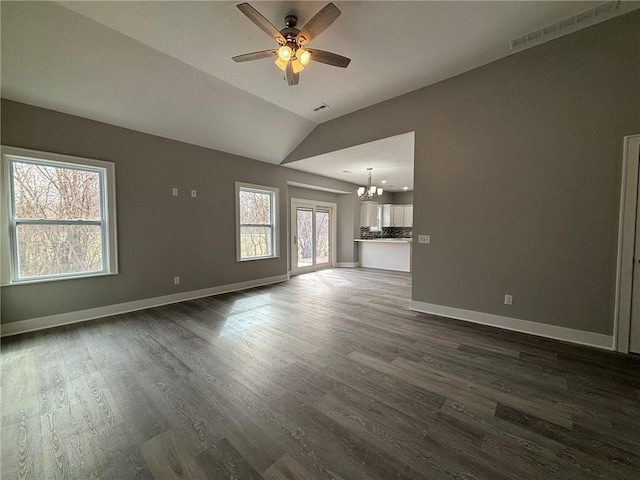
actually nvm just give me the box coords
[2,1,633,178]
[284,131,415,192]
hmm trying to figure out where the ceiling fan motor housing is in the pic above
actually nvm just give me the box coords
[280,29,300,44]
[284,15,298,28]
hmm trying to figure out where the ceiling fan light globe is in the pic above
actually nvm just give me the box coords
[275,57,287,71]
[297,49,311,65]
[291,59,305,74]
[277,45,293,61]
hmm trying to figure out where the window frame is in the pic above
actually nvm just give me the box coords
[1,146,119,284]
[235,181,279,262]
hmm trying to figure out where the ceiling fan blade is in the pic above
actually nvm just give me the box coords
[295,3,341,45]
[232,50,277,63]
[237,3,285,44]
[307,49,351,68]
[286,61,299,86]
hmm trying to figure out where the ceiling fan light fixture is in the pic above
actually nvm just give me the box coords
[357,186,366,197]
[277,45,293,61]
[297,48,311,65]
[291,58,305,74]
[377,187,384,195]
[234,3,350,86]
[274,56,288,71]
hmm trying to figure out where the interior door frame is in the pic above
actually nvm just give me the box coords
[614,134,640,353]
[290,198,337,275]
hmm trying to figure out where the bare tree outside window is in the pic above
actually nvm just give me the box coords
[238,187,276,259]
[10,160,105,279]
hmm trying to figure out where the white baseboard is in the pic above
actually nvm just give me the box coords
[1,274,289,337]
[410,301,614,350]
[336,262,360,268]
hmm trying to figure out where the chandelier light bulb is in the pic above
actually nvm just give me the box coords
[277,45,293,61]
[297,48,311,66]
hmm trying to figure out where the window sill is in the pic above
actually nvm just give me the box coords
[237,255,280,262]
[2,270,119,287]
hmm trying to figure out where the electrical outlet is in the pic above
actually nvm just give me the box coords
[504,294,513,305]
[191,190,197,198]
[172,187,179,196]
[174,276,180,285]
[418,235,431,244]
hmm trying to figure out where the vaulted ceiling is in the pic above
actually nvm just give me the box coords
[2,1,632,184]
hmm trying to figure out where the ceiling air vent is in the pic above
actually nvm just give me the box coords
[312,103,329,112]
[510,1,623,50]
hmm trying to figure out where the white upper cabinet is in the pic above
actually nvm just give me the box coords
[391,205,405,227]
[404,205,413,227]
[360,201,379,226]
[381,204,413,227]
[381,204,391,227]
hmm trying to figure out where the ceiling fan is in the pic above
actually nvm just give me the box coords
[232,2,351,86]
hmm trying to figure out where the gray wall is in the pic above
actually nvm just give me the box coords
[391,191,414,204]
[286,11,640,335]
[0,100,360,323]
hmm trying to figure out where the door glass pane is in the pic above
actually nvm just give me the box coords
[296,208,313,268]
[16,224,103,278]
[315,209,330,265]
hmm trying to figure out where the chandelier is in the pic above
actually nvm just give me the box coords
[357,168,383,200]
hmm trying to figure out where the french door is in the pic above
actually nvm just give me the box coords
[291,199,336,275]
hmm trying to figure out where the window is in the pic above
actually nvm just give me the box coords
[236,182,278,261]
[2,147,118,283]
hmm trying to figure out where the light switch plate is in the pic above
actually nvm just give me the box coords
[191,190,197,198]
[504,294,513,305]
[418,235,431,244]
[172,188,178,196]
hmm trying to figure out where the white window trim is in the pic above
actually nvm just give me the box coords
[1,146,119,285]
[235,181,279,262]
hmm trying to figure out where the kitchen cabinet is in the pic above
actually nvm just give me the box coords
[381,204,413,227]
[360,201,379,227]
[404,205,413,227]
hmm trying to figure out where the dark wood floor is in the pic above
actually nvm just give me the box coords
[2,268,640,479]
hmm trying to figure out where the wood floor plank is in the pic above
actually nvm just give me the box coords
[2,267,640,479]
[141,428,207,480]
[194,437,264,479]
[494,403,640,478]
[263,453,325,480]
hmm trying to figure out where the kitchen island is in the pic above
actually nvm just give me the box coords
[355,238,412,272]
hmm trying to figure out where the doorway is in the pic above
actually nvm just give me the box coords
[615,134,640,353]
[291,198,336,275]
